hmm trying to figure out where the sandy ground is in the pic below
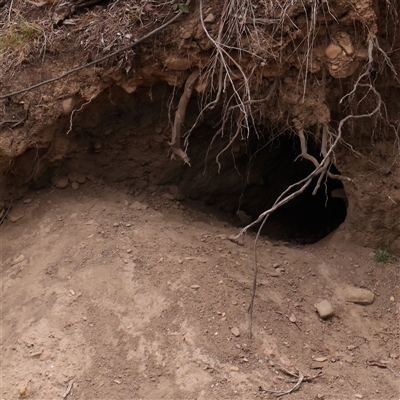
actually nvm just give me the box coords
[1,181,399,400]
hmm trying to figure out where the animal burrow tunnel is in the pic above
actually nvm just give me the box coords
[9,82,348,244]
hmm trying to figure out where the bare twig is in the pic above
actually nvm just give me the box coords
[0,202,12,225]
[241,84,382,339]
[367,359,400,377]
[267,372,304,397]
[62,379,74,399]
[259,364,322,397]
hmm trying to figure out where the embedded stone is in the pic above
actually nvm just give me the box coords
[337,286,375,305]
[325,44,342,60]
[68,172,86,184]
[52,175,69,189]
[165,57,191,71]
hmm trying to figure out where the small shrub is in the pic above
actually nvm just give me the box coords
[374,247,392,263]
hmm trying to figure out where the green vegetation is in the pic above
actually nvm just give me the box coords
[0,20,42,54]
[173,2,189,13]
[374,247,392,263]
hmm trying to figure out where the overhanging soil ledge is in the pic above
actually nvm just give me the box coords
[1,0,400,251]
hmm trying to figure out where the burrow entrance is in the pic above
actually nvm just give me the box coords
[17,82,347,243]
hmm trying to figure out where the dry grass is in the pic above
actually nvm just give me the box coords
[0,0,175,73]
[0,18,43,58]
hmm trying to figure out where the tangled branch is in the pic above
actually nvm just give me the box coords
[240,84,382,339]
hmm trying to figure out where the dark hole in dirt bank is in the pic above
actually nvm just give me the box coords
[184,130,348,244]
[17,82,347,244]
[241,135,348,244]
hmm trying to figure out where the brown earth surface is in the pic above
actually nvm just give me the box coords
[1,0,400,399]
[1,179,400,400]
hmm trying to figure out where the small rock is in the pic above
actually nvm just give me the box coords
[19,386,27,398]
[231,327,240,337]
[162,193,176,200]
[204,13,215,23]
[23,198,32,204]
[325,44,342,60]
[113,222,120,227]
[52,175,69,189]
[31,351,43,357]
[148,185,158,193]
[7,211,24,223]
[93,140,102,152]
[317,394,325,399]
[279,356,292,367]
[68,172,86,184]
[272,263,280,268]
[113,379,121,384]
[184,336,195,346]
[190,285,200,290]
[165,56,191,71]
[152,134,164,144]
[270,271,280,277]
[11,255,25,266]
[130,201,148,211]
[236,210,252,224]
[315,300,334,319]
[39,351,52,361]
[229,366,239,372]
[87,174,97,182]
[288,314,297,323]
[337,286,375,304]
[390,296,395,302]
[347,345,357,351]
[264,348,275,357]
[71,182,79,190]
[354,394,363,399]
[389,353,398,359]
[314,357,327,362]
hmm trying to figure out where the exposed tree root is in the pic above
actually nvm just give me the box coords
[240,84,382,339]
[169,68,200,165]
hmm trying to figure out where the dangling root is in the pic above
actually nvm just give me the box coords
[170,68,200,165]
[240,85,382,339]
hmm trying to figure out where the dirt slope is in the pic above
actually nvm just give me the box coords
[1,181,399,399]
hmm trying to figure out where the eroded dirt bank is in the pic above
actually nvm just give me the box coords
[1,0,400,252]
[1,2,400,398]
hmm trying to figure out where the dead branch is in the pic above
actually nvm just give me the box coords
[367,359,400,377]
[262,372,304,397]
[259,364,322,397]
[62,379,74,399]
[241,84,382,339]
[170,68,200,165]
[0,0,192,99]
